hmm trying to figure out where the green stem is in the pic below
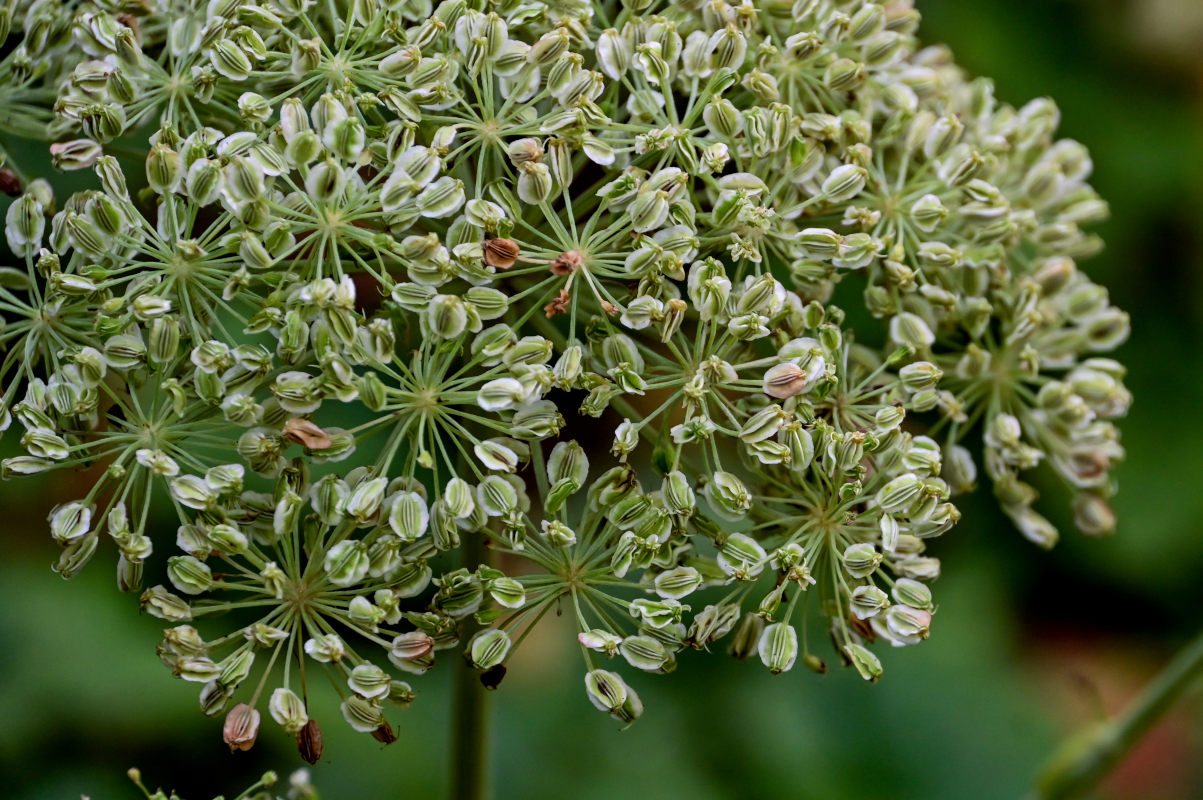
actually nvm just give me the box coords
[450,531,492,800]
[1030,627,1203,799]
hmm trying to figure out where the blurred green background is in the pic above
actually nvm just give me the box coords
[3,0,1202,797]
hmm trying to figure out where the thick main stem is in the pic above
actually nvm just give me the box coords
[1031,627,1203,799]
[450,531,491,800]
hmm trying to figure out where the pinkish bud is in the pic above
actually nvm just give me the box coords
[223,703,260,752]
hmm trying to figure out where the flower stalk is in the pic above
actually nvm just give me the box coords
[451,530,493,800]
[1032,627,1203,799]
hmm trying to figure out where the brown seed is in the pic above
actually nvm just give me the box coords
[0,169,21,197]
[544,288,571,318]
[223,703,260,752]
[548,249,583,276]
[480,664,507,690]
[371,722,398,745]
[116,13,142,37]
[847,614,877,642]
[282,417,333,450]
[482,238,520,269]
[600,301,618,316]
[297,719,324,764]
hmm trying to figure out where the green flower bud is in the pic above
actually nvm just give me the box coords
[741,68,779,102]
[845,643,883,682]
[171,475,217,510]
[487,576,525,608]
[141,585,193,621]
[50,139,104,171]
[178,656,221,683]
[433,478,472,521]
[55,534,99,579]
[146,143,180,194]
[208,523,248,555]
[740,404,786,444]
[850,585,890,619]
[22,428,69,461]
[884,604,931,642]
[899,361,942,391]
[199,681,234,716]
[704,97,743,141]
[511,402,563,439]
[758,622,798,674]
[797,227,842,257]
[48,500,92,543]
[324,541,370,587]
[717,533,766,579]
[785,31,823,61]
[304,633,347,664]
[185,159,222,205]
[584,669,642,724]
[629,597,684,629]
[269,688,308,733]
[325,117,366,162]
[167,555,213,595]
[547,441,588,486]
[842,543,882,578]
[80,103,127,142]
[889,312,935,350]
[704,471,751,520]
[340,696,385,733]
[718,607,762,660]
[469,629,512,670]
[541,519,577,546]
[686,604,741,648]
[654,566,702,599]
[381,46,422,77]
[412,176,462,219]
[348,663,392,699]
[627,188,670,233]
[824,58,865,91]
[6,193,45,257]
[596,29,630,80]
[430,503,462,552]
[218,647,256,689]
[341,477,385,524]
[620,635,672,672]
[436,569,485,618]
[470,439,515,473]
[210,39,253,80]
[388,492,429,541]
[477,475,519,517]
[821,164,867,202]
[1007,506,1059,549]
[464,286,508,320]
[1072,493,1115,537]
[662,471,696,517]
[477,377,526,411]
[892,578,933,611]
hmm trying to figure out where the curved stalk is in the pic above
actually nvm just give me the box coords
[1031,627,1203,799]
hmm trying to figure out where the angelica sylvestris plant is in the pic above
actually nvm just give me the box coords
[1,0,1130,766]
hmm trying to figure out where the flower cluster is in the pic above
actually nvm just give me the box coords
[1,0,1127,752]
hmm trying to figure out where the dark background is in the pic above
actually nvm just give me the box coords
[2,0,1201,797]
